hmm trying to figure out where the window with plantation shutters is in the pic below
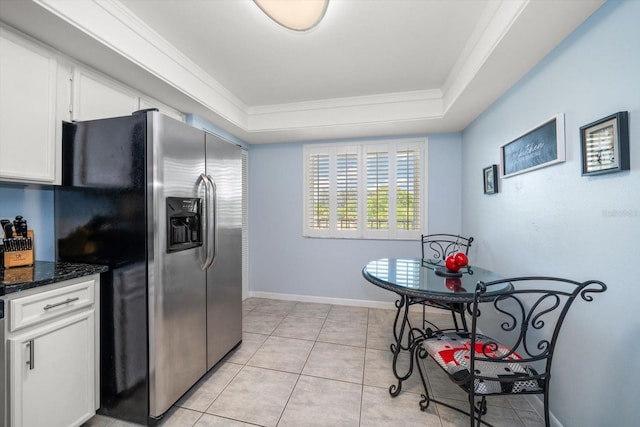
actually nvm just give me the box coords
[303,139,426,240]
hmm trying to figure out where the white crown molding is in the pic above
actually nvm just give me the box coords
[34,0,249,128]
[245,0,533,135]
[249,89,442,115]
[27,0,458,135]
[25,0,605,144]
[441,0,528,113]
[248,89,444,132]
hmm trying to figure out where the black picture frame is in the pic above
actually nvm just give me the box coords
[483,165,498,194]
[580,111,630,176]
[500,114,565,178]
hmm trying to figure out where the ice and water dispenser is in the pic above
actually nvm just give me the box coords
[166,197,202,252]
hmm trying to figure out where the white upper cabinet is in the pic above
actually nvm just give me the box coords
[72,66,185,122]
[0,26,69,184]
[0,26,186,185]
[139,96,185,122]
[71,65,139,121]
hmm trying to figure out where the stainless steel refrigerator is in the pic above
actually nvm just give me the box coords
[54,110,242,425]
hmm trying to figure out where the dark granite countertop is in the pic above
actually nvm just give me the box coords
[0,261,108,296]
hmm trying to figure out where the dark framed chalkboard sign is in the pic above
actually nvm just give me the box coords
[483,164,498,194]
[500,114,565,178]
[580,111,629,176]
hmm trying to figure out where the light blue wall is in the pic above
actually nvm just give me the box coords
[461,1,639,425]
[249,133,463,303]
[0,184,55,261]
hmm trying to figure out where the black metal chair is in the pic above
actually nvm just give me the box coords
[414,276,607,427]
[420,233,474,331]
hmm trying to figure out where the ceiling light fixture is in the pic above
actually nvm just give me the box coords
[253,0,329,32]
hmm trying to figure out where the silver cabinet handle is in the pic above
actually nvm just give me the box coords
[26,340,34,370]
[43,297,79,310]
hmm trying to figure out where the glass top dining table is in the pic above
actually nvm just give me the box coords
[362,257,510,303]
[362,258,511,399]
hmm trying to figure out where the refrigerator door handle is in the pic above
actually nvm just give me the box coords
[200,173,214,270]
[205,174,218,268]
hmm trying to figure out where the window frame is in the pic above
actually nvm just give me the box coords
[303,138,427,240]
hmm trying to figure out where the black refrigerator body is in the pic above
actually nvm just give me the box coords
[54,111,242,425]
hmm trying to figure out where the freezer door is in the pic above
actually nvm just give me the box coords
[147,113,207,418]
[205,132,243,369]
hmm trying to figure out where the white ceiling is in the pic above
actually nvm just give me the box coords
[0,0,605,144]
[120,0,485,107]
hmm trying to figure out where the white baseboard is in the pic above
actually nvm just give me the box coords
[526,394,562,427]
[247,290,398,309]
[246,291,462,314]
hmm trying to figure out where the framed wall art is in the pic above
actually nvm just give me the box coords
[483,164,498,194]
[580,111,629,176]
[500,114,565,178]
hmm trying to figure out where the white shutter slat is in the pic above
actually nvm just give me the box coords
[366,150,389,231]
[308,153,330,229]
[396,149,420,231]
[336,152,358,230]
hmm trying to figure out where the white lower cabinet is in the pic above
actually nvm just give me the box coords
[9,312,95,427]
[4,276,100,427]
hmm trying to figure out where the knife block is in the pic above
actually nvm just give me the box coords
[3,230,34,269]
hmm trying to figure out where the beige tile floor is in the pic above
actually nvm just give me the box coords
[83,298,544,427]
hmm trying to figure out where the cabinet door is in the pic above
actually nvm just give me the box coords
[0,27,63,184]
[72,66,139,121]
[139,96,184,122]
[9,311,95,427]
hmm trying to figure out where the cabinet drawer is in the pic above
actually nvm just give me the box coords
[9,279,95,332]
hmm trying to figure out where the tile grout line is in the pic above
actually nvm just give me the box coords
[187,299,281,425]
[272,301,328,427]
[358,308,373,427]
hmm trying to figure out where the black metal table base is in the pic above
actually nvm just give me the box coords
[388,294,437,396]
[389,295,414,396]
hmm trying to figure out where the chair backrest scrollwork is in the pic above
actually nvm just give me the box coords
[469,277,607,387]
[421,233,474,264]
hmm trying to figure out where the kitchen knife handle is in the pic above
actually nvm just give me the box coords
[3,222,13,239]
[43,297,79,310]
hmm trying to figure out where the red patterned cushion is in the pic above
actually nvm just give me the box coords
[422,331,543,395]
